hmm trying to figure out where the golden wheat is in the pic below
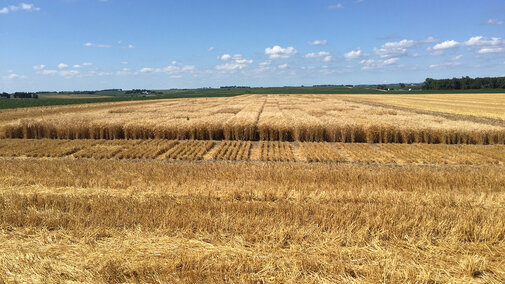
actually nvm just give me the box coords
[212,141,252,160]
[0,159,504,283]
[298,142,343,162]
[161,140,214,160]
[259,141,295,161]
[2,94,505,144]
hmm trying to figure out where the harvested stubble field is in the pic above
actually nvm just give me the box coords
[1,93,505,282]
[0,158,504,283]
[2,93,505,144]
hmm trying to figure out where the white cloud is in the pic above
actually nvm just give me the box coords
[138,65,196,75]
[278,64,288,69]
[37,69,81,78]
[304,51,332,62]
[305,51,330,58]
[487,19,504,25]
[32,64,46,70]
[432,40,459,50]
[139,67,155,73]
[374,39,415,58]
[5,73,20,79]
[464,36,505,54]
[344,48,362,60]
[265,45,297,59]
[450,55,462,61]
[57,63,68,69]
[259,60,271,67]
[360,58,399,70]
[2,3,40,14]
[38,70,57,75]
[73,64,81,68]
[84,42,112,48]
[59,70,80,78]
[465,36,502,47]
[82,62,93,66]
[121,61,128,65]
[329,4,343,9]
[216,54,253,70]
[308,40,327,46]
[116,68,132,76]
[219,54,232,61]
[207,47,215,51]
[127,44,134,49]
[383,58,399,65]
[171,61,177,65]
[478,47,504,54]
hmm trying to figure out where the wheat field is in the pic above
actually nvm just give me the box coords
[2,94,505,144]
[0,159,504,283]
[1,94,505,282]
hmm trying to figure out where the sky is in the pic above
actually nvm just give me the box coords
[1,0,505,92]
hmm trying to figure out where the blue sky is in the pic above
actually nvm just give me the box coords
[1,0,505,92]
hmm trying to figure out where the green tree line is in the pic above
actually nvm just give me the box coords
[423,76,505,90]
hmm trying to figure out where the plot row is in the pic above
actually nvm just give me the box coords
[0,139,504,165]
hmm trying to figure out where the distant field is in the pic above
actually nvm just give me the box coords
[345,93,505,120]
[37,93,112,99]
[1,86,505,110]
[2,94,505,144]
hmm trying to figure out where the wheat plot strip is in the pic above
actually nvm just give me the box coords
[298,142,344,162]
[336,143,397,164]
[212,141,252,160]
[162,140,214,160]
[259,141,295,162]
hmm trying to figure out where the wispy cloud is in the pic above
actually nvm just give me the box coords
[328,4,343,9]
[32,64,46,70]
[487,19,504,25]
[1,3,40,14]
[216,54,253,71]
[3,73,24,80]
[304,51,332,62]
[344,48,363,60]
[360,58,399,70]
[84,42,113,48]
[374,39,415,58]
[308,40,327,46]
